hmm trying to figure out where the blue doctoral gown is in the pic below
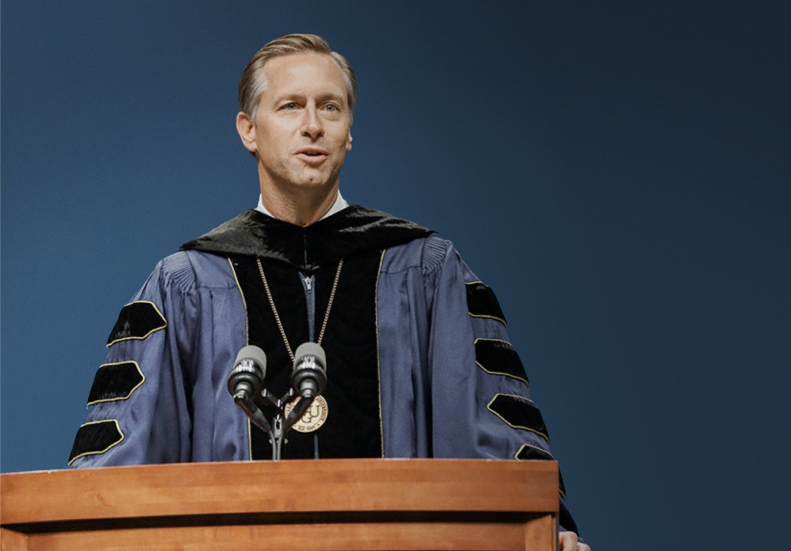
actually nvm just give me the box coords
[69,207,579,534]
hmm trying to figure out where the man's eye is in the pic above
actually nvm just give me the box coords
[324,104,338,112]
[285,102,297,110]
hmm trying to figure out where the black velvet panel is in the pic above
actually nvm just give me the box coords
[515,443,553,461]
[465,282,506,326]
[68,420,124,464]
[230,251,383,460]
[559,470,567,499]
[475,339,529,387]
[560,504,580,536]
[517,443,577,534]
[487,394,549,443]
[515,444,566,498]
[87,362,145,406]
[182,207,433,272]
[107,301,167,346]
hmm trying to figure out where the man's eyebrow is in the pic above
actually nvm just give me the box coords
[312,89,346,100]
[273,90,345,101]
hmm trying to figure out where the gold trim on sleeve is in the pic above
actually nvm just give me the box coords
[375,248,387,458]
[487,393,549,443]
[67,419,125,466]
[474,338,529,387]
[514,442,555,460]
[86,361,146,407]
[226,257,254,461]
[465,280,507,326]
[106,300,167,347]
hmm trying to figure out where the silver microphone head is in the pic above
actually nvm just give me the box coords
[228,345,267,399]
[292,342,327,398]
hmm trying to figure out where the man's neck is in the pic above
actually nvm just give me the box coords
[258,185,345,226]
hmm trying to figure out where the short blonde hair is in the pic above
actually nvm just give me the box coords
[238,34,357,122]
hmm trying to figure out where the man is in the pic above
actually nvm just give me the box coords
[69,34,589,550]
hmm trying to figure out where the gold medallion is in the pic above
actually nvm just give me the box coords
[285,395,328,433]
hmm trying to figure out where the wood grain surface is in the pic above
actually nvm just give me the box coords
[1,459,559,551]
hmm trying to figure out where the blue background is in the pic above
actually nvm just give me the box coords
[2,1,790,548]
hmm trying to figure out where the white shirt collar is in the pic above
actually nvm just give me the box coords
[255,191,349,221]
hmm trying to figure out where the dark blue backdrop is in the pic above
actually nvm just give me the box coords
[3,2,790,549]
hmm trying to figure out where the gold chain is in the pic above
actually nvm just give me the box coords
[318,259,343,345]
[256,258,344,362]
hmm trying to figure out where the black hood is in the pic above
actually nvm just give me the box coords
[180,206,434,272]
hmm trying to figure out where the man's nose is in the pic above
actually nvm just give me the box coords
[301,106,324,139]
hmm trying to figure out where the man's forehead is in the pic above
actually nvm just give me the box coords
[263,53,346,93]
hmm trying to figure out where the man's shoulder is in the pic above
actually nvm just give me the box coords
[381,233,484,290]
[381,234,453,273]
[148,249,237,293]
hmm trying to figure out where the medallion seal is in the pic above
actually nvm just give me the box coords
[285,395,328,433]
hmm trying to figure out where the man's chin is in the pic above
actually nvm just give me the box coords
[291,170,341,190]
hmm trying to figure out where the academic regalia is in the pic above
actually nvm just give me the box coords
[69,206,578,534]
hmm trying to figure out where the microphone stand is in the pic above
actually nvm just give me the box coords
[239,389,315,461]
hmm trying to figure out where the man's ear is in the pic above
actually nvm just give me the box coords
[346,131,353,152]
[236,112,257,154]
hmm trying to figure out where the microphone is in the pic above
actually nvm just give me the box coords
[227,345,267,401]
[292,342,327,399]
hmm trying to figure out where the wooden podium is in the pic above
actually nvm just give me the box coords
[0,459,558,551]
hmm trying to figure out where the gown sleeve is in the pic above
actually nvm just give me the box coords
[422,237,580,535]
[68,252,199,467]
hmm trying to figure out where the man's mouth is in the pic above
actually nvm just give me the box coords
[296,148,327,156]
[296,148,328,164]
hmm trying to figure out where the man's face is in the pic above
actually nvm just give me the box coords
[239,53,352,195]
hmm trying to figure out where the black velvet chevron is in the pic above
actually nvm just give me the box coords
[488,394,549,442]
[181,207,434,272]
[68,420,123,464]
[515,443,553,461]
[475,339,529,386]
[107,302,167,346]
[87,362,144,405]
[465,281,506,325]
[515,444,567,498]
